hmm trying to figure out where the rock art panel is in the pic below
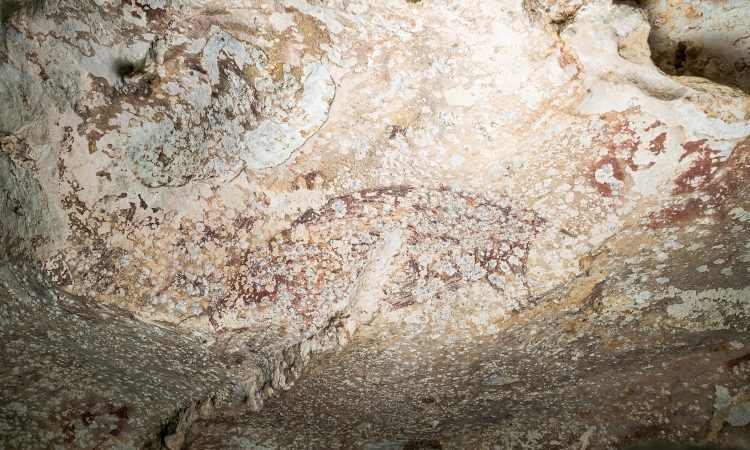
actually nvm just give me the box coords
[212,186,576,339]
[0,0,749,448]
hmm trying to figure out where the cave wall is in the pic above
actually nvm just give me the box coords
[0,0,749,448]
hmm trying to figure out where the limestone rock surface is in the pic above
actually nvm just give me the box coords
[0,0,749,448]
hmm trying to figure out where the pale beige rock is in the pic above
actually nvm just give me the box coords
[1,0,749,448]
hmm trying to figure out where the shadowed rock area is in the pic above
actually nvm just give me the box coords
[0,0,749,448]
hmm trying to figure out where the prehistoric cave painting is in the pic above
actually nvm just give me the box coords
[588,108,672,197]
[649,136,750,229]
[49,400,131,447]
[672,139,722,195]
[210,186,556,332]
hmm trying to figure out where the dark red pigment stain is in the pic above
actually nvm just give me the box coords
[727,351,750,368]
[649,132,667,155]
[672,139,720,195]
[387,124,407,139]
[649,136,750,228]
[591,110,653,196]
[121,0,165,21]
[645,120,664,131]
[591,154,626,196]
[57,403,130,444]
[649,197,705,228]
[589,111,677,196]
[108,405,130,436]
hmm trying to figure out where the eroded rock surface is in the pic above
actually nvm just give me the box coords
[0,0,749,448]
[0,263,232,449]
[643,0,750,93]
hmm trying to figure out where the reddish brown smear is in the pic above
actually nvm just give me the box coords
[62,423,76,443]
[591,155,625,196]
[649,197,704,228]
[80,410,96,426]
[598,110,644,171]
[387,125,406,139]
[726,351,750,368]
[649,132,667,155]
[680,139,709,161]
[133,0,165,21]
[108,405,130,436]
[593,109,660,188]
[673,140,718,195]
[649,136,749,228]
[673,157,715,194]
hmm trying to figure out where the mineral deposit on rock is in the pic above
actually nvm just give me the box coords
[0,0,748,448]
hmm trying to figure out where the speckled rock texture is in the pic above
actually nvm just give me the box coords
[0,0,749,448]
[0,263,234,449]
